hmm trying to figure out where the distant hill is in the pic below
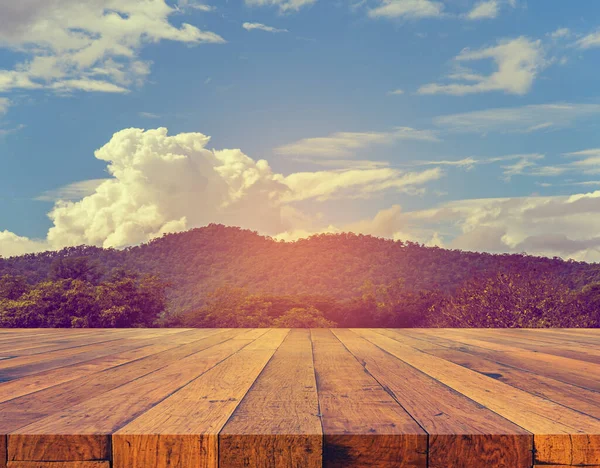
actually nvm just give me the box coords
[2,224,600,320]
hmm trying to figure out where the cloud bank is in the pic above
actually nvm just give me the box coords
[0,127,441,257]
[0,0,224,95]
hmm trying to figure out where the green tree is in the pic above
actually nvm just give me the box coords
[49,256,101,283]
[271,307,336,328]
[0,274,29,300]
[182,286,272,327]
[430,271,594,328]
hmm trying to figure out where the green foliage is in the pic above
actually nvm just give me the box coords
[0,225,599,328]
[0,275,29,300]
[272,307,335,328]
[0,267,167,328]
[429,271,596,328]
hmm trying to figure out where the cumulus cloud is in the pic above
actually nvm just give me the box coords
[0,0,225,95]
[277,191,600,261]
[418,37,546,96]
[443,193,600,261]
[0,231,48,258]
[244,0,316,13]
[44,128,288,249]
[243,22,288,33]
[368,0,444,19]
[275,204,444,246]
[466,1,499,20]
[434,103,600,134]
[388,89,405,95]
[0,127,443,256]
[275,127,439,158]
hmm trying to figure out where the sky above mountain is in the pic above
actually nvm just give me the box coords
[1,0,600,261]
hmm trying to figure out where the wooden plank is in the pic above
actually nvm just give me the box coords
[332,329,533,468]
[8,462,110,468]
[0,329,241,436]
[0,329,218,402]
[1,436,5,468]
[0,329,144,356]
[219,329,322,468]
[0,329,190,358]
[7,329,265,462]
[407,329,600,392]
[445,329,600,364]
[357,329,600,466]
[113,329,289,468]
[395,330,600,419]
[311,328,427,468]
[0,331,162,380]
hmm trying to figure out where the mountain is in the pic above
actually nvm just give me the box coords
[2,224,600,328]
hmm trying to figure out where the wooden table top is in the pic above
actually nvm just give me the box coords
[0,328,598,468]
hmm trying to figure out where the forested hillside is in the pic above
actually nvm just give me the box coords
[1,224,599,328]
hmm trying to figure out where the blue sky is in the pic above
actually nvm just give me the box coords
[1,0,600,260]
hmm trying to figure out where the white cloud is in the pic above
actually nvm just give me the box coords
[43,128,289,249]
[441,193,600,261]
[0,231,48,258]
[577,30,600,49]
[499,154,545,181]
[280,167,443,202]
[177,0,215,11]
[388,89,405,95]
[0,98,10,116]
[244,0,316,13]
[35,179,109,202]
[275,204,444,246]
[277,191,600,261]
[549,27,571,40]
[275,127,439,158]
[139,112,160,119]
[0,124,25,138]
[0,0,225,95]
[0,127,443,256]
[418,37,546,96]
[434,102,600,134]
[564,148,600,174]
[345,192,600,261]
[467,1,498,20]
[242,22,288,33]
[368,0,444,19]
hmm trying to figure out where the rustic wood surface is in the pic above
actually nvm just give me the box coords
[0,328,598,467]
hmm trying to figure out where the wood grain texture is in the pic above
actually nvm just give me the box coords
[1,435,6,468]
[359,329,600,466]
[219,329,322,468]
[311,329,427,467]
[0,328,599,467]
[8,330,262,462]
[0,329,218,403]
[0,329,239,437]
[113,329,289,468]
[332,329,533,468]
[409,329,600,391]
[7,462,110,468]
[398,329,600,419]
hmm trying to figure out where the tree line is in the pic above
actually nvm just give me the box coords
[1,225,599,328]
